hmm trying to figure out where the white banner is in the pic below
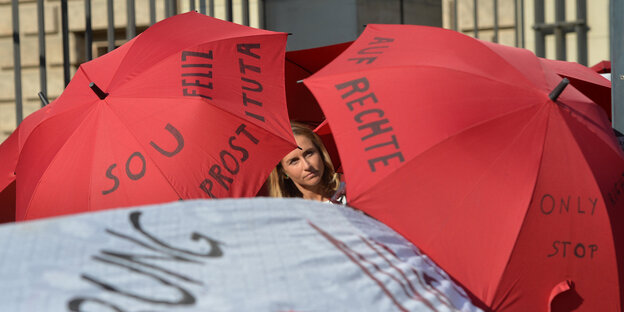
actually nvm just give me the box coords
[0,198,481,312]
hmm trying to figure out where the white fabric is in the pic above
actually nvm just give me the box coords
[0,197,481,312]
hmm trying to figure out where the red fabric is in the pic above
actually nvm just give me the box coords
[304,24,624,311]
[313,120,342,173]
[0,104,55,222]
[285,42,352,126]
[539,57,612,120]
[15,12,295,221]
[591,60,611,74]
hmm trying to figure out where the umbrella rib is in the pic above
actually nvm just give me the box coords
[108,33,286,93]
[101,100,185,200]
[307,64,543,96]
[21,103,98,219]
[285,58,314,75]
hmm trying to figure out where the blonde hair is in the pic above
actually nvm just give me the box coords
[268,121,340,198]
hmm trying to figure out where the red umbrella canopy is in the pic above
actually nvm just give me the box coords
[285,41,352,126]
[15,12,296,221]
[304,24,624,311]
[591,60,611,74]
[0,104,55,223]
[539,57,612,120]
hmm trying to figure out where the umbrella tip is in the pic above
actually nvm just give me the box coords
[548,78,570,102]
[297,146,303,150]
[38,91,49,106]
[89,82,108,100]
[296,79,304,84]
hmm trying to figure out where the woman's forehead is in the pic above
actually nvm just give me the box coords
[294,134,315,149]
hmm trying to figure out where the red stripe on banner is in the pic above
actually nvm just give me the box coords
[361,237,438,312]
[307,221,409,312]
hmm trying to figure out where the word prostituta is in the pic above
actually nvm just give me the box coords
[199,123,260,198]
[333,36,404,173]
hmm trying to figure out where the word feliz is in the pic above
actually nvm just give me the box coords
[67,211,223,311]
[181,44,267,123]
[102,123,259,198]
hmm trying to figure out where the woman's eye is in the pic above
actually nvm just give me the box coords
[289,159,298,165]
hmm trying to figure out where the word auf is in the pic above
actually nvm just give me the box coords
[335,76,404,173]
[181,50,214,100]
[347,37,394,65]
[548,240,598,259]
[67,210,223,311]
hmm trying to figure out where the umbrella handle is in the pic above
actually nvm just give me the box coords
[548,78,570,102]
[89,82,108,100]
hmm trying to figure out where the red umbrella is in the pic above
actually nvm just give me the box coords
[304,24,624,311]
[539,57,612,119]
[0,104,55,223]
[285,41,352,126]
[15,12,295,221]
[591,60,611,73]
[313,119,341,173]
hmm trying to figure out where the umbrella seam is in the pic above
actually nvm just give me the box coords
[305,64,546,97]
[106,33,292,143]
[21,97,99,219]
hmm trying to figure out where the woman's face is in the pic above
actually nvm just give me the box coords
[280,134,325,191]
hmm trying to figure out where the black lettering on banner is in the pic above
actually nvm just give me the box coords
[102,164,120,195]
[125,152,146,181]
[68,210,224,310]
[68,297,125,312]
[237,43,261,59]
[103,229,203,284]
[150,123,184,157]
[370,36,395,44]
[129,211,223,257]
[81,257,196,305]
